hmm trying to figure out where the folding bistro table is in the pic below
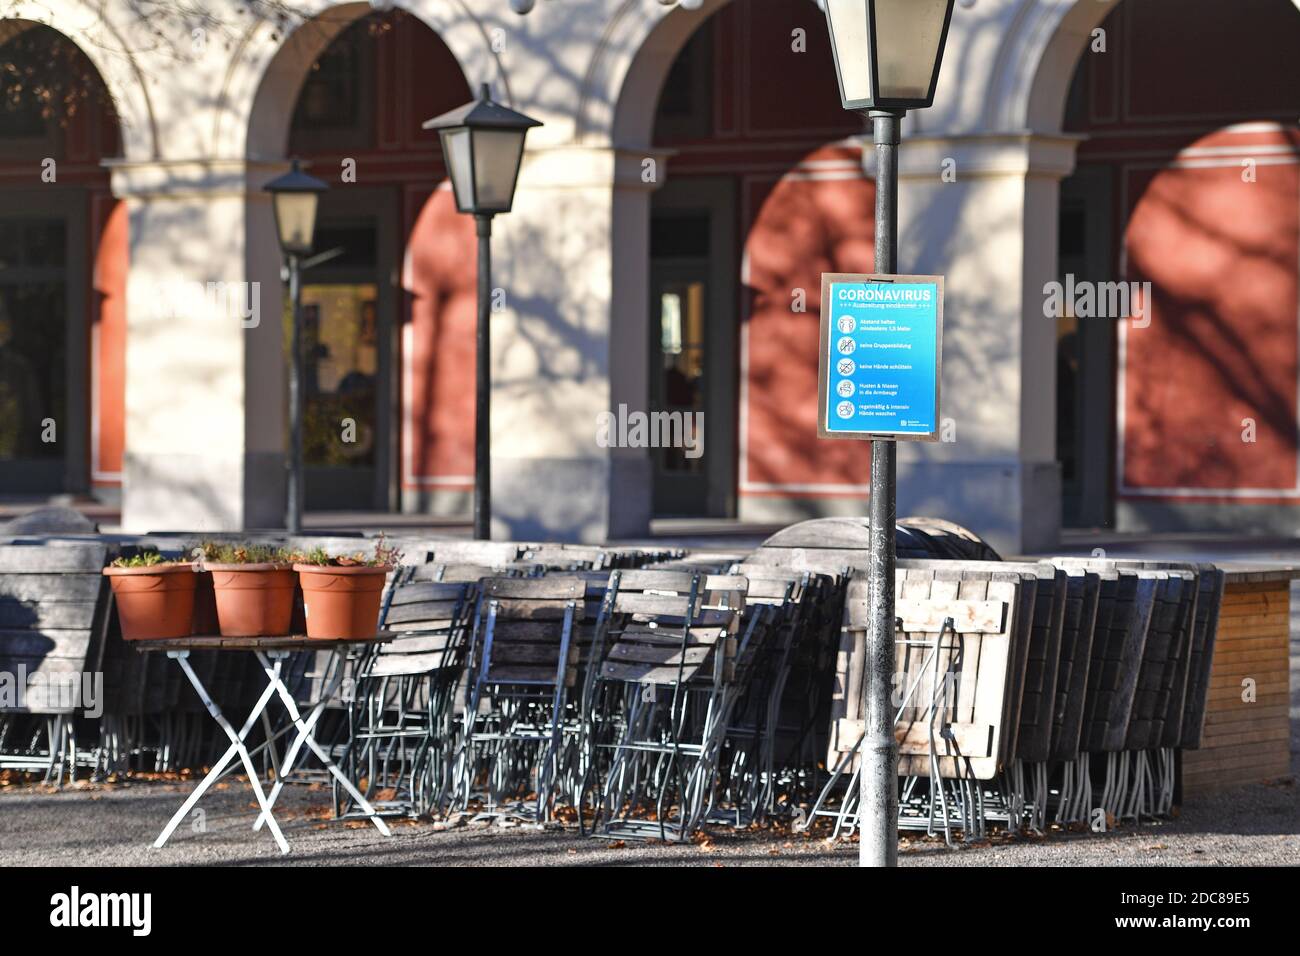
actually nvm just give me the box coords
[135,634,394,854]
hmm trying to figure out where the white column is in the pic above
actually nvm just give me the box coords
[486,144,665,542]
[112,160,287,533]
[893,133,1081,555]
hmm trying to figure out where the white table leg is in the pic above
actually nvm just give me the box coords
[255,649,392,838]
[254,650,339,831]
[154,651,291,855]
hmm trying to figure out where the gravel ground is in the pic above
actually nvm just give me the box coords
[0,752,1294,867]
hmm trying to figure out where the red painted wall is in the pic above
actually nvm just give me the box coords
[92,197,128,482]
[656,1,873,500]
[403,186,476,488]
[1070,0,1300,503]
[1122,134,1299,494]
[744,151,875,491]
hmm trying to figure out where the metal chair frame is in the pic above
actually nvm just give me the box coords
[452,576,592,823]
[583,574,757,842]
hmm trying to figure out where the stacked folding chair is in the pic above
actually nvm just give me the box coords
[1049,560,1156,826]
[1050,558,1209,823]
[1176,565,1227,753]
[645,552,751,574]
[581,571,753,842]
[334,576,475,818]
[452,574,604,822]
[0,540,113,783]
[808,562,1026,842]
[1042,564,1101,826]
[985,562,1067,833]
[711,563,834,825]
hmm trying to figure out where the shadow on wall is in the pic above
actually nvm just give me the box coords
[1123,142,1300,493]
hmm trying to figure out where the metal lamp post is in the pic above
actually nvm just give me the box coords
[423,84,542,540]
[264,159,328,534]
[821,0,956,868]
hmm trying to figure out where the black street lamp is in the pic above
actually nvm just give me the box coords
[264,158,328,534]
[821,0,956,868]
[423,84,542,540]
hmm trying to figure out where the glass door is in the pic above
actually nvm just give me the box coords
[301,281,380,507]
[0,199,86,494]
[651,271,710,515]
[1057,169,1116,528]
[295,200,396,512]
[647,179,738,519]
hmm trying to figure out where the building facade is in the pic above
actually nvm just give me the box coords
[0,0,1297,553]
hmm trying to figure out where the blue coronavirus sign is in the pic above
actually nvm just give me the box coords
[818,274,944,442]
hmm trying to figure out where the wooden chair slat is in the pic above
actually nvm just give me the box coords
[0,543,109,573]
[601,659,705,685]
[485,577,586,600]
[0,600,99,629]
[607,643,711,667]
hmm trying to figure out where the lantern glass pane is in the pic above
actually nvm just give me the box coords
[825,0,872,106]
[873,0,949,103]
[442,128,475,212]
[471,128,527,212]
[274,191,318,255]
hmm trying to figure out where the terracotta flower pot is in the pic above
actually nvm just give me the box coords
[103,563,197,641]
[205,563,296,637]
[294,564,391,640]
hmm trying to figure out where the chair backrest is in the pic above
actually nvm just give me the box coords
[729,564,806,607]
[645,552,749,574]
[475,576,588,687]
[1048,567,1102,763]
[1074,558,1204,752]
[427,540,526,567]
[597,570,747,687]
[422,562,532,583]
[891,567,1020,781]
[519,544,611,571]
[1179,566,1225,750]
[744,546,856,582]
[371,581,474,679]
[0,541,112,715]
[1050,560,1157,753]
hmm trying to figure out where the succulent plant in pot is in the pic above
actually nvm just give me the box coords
[103,551,197,641]
[292,537,401,640]
[194,542,298,637]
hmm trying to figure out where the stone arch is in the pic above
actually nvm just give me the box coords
[0,8,156,159]
[579,0,732,148]
[984,0,1121,134]
[233,1,496,521]
[989,0,1300,134]
[229,0,503,162]
[589,0,1106,147]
